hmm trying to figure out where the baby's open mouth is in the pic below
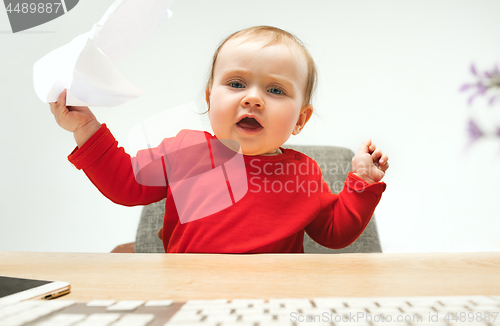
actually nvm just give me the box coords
[237,117,263,129]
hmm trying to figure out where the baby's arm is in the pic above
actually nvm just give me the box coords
[49,90,167,206]
[305,140,389,249]
[305,172,385,249]
[49,89,101,147]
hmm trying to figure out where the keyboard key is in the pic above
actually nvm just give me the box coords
[404,297,441,307]
[11,306,53,324]
[204,314,238,322]
[183,299,228,307]
[372,297,411,307]
[34,322,73,326]
[113,313,155,326]
[199,306,232,315]
[145,300,173,307]
[122,314,155,320]
[164,322,217,326]
[296,322,333,326]
[275,312,294,321]
[46,300,76,310]
[87,300,117,307]
[0,316,28,326]
[341,298,381,309]
[234,307,267,315]
[313,297,348,309]
[240,313,274,322]
[47,313,86,322]
[177,305,202,313]
[404,296,488,308]
[299,308,331,316]
[112,322,149,326]
[168,313,203,323]
[259,322,294,326]
[436,295,494,306]
[74,322,114,326]
[268,298,312,308]
[0,300,42,318]
[86,313,122,323]
[230,298,266,307]
[107,300,145,311]
[366,307,403,314]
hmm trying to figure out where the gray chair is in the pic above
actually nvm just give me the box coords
[129,145,382,254]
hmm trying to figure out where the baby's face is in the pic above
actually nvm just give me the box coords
[206,38,312,156]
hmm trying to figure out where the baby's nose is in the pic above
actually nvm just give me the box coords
[244,100,261,107]
[241,92,264,108]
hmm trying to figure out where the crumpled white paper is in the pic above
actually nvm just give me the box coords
[33,0,175,107]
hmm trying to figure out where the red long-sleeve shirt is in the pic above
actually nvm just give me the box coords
[69,124,386,253]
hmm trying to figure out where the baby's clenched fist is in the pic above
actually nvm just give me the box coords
[351,139,389,184]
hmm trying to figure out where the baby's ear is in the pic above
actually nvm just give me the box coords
[293,104,313,135]
[205,88,211,108]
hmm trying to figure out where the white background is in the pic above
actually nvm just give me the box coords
[1,0,499,253]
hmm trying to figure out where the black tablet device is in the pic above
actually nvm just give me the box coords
[0,276,70,304]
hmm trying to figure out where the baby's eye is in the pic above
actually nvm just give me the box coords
[229,81,244,89]
[268,88,284,95]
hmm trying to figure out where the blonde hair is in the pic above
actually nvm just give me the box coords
[206,26,317,106]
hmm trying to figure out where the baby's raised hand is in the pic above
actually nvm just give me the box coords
[351,139,389,184]
[49,89,101,147]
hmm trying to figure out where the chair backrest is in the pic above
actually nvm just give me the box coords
[135,145,382,253]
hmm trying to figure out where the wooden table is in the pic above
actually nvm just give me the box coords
[1,251,499,302]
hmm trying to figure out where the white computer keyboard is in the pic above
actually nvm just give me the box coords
[0,295,499,326]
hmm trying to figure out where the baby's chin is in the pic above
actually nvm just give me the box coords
[213,134,285,156]
[241,146,283,156]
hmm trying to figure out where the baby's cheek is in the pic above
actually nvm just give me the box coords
[209,113,230,137]
[283,117,299,135]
